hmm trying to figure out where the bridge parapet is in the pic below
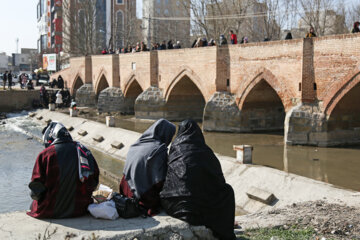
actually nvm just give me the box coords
[51,33,360,146]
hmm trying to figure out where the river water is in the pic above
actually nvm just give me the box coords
[1,111,359,213]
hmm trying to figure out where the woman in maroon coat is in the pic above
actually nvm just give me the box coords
[28,122,99,218]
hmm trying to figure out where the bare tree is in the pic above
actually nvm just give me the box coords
[297,0,347,36]
[62,0,104,57]
[346,1,360,31]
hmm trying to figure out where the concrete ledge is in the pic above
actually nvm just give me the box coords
[111,141,124,150]
[0,211,215,240]
[78,129,88,136]
[246,186,276,205]
[92,135,104,142]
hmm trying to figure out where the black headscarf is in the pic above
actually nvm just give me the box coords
[123,119,176,198]
[160,119,226,202]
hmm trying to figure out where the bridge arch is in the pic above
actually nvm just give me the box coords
[324,65,360,116]
[95,74,109,96]
[165,69,206,121]
[71,73,84,96]
[123,74,144,98]
[165,67,208,102]
[324,69,360,132]
[238,69,287,132]
[237,68,290,111]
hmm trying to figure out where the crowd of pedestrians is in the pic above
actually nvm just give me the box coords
[100,22,360,55]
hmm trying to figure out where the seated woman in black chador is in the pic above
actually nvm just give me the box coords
[119,119,176,215]
[160,119,236,240]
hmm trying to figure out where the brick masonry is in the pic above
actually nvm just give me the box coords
[51,33,360,146]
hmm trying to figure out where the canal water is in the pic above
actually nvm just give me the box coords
[1,111,359,213]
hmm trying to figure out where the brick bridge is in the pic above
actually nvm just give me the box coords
[52,33,360,147]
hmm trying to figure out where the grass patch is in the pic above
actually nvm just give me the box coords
[236,226,317,240]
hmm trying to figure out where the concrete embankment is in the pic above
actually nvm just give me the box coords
[1,109,359,239]
[0,211,214,240]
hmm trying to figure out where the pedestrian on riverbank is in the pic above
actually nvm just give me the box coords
[8,71,12,90]
[57,75,64,89]
[27,122,99,218]
[160,119,236,240]
[119,119,176,215]
[3,71,8,90]
[55,90,63,108]
[39,84,48,108]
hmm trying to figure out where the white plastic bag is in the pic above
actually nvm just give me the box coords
[88,200,119,220]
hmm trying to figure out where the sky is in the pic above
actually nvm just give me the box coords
[0,0,144,56]
[0,0,359,56]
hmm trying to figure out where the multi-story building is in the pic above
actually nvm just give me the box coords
[142,0,191,47]
[12,48,38,72]
[61,0,137,57]
[0,53,10,72]
[38,0,137,69]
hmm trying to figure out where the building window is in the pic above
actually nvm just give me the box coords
[116,0,123,4]
[115,10,124,48]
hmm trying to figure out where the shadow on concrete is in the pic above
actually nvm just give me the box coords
[39,212,161,232]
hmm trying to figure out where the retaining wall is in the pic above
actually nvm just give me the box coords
[0,90,39,112]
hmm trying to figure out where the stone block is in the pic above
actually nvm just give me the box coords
[28,112,36,117]
[69,108,78,117]
[92,135,104,142]
[111,141,124,150]
[233,145,253,164]
[67,126,74,131]
[106,116,115,127]
[246,186,276,205]
[78,129,88,136]
[44,119,52,125]
[36,116,43,120]
[48,103,55,111]
[309,132,328,143]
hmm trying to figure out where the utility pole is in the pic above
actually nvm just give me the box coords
[147,14,151,51]
[16,38,19,54]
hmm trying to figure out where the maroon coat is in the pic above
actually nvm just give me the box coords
[27,140,99,218]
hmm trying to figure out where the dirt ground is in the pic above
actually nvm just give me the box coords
[236,200,360,239]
